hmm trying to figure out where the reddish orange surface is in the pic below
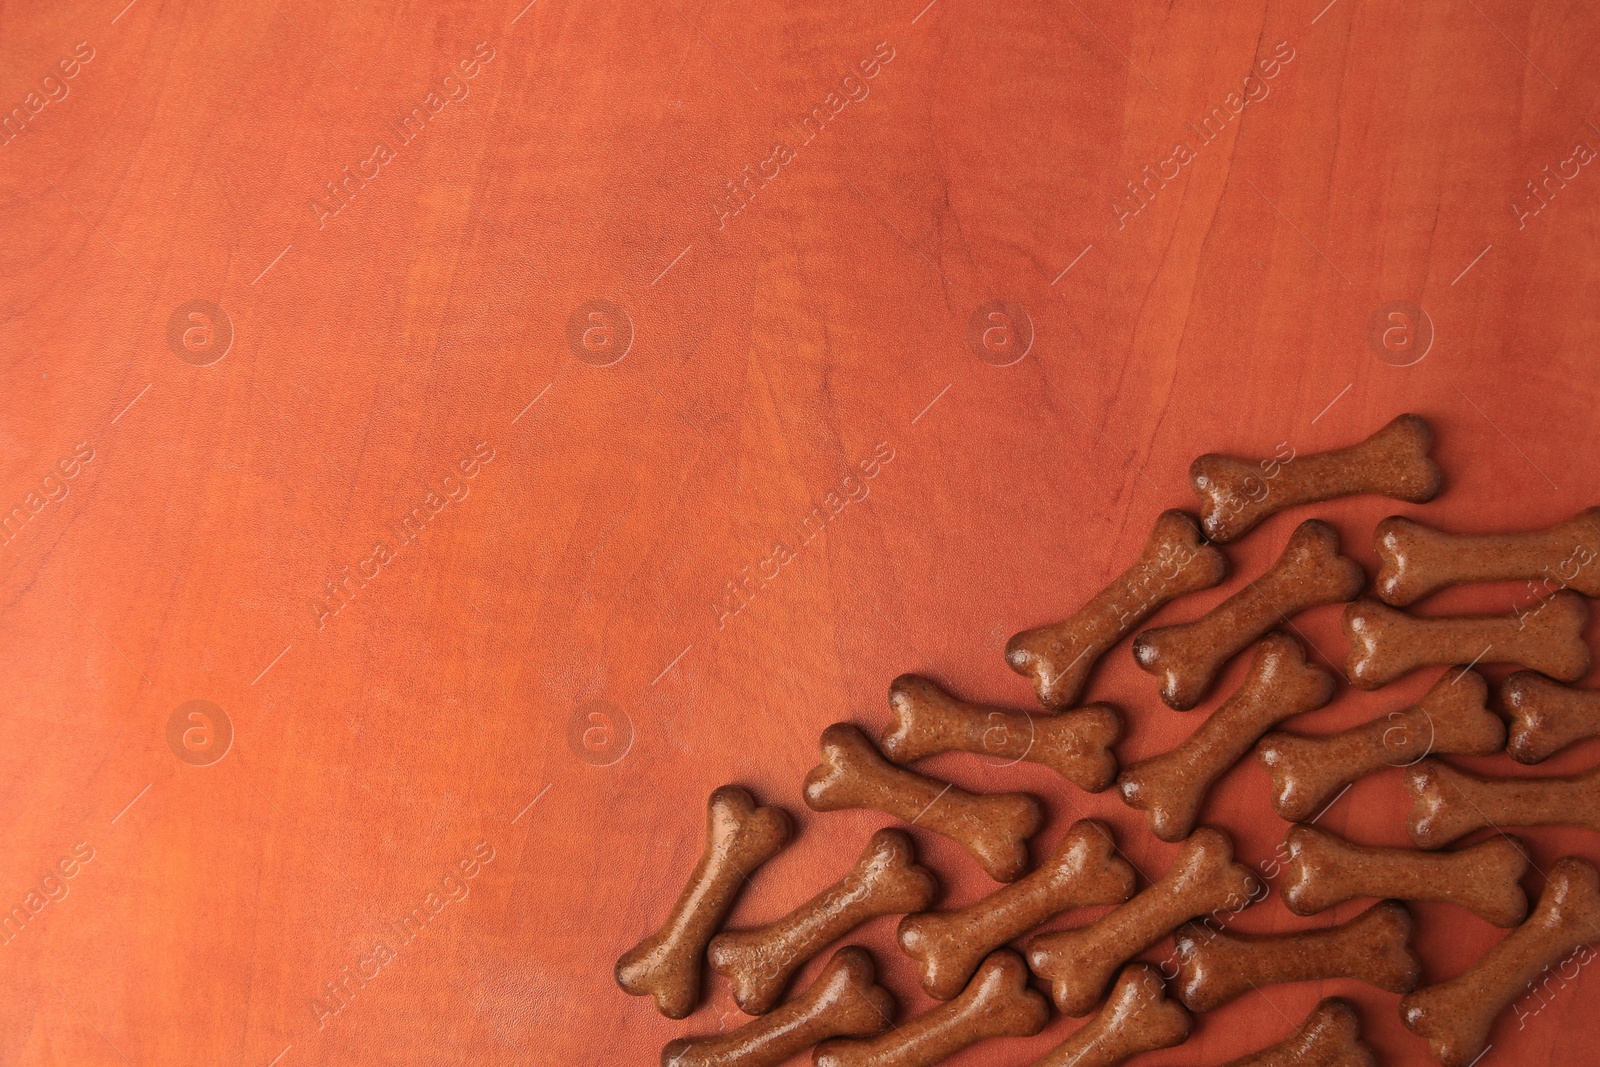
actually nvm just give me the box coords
[3,0,1600,1064]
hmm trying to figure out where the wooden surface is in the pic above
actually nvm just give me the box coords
[4,0,1600,1063]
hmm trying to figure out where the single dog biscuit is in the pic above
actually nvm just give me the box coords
[804,723,1042,882]
[1374,508,1600,606]
[812,949,1048,1067]
[898,819,1135,1000]
[1280,824,1529,927]
[1028,826,1260,1015]
[1402,857,1600,1067]
[1257,668,1503,822]
[881,674,1121,791]
[1007,509,1227,709]
[1344,591,1590,689]
[1190,413,1441,543]
[1133,521,1363,709]
[661,947,895,1067]
[1405,758,1600,849]
[1216,997,1377,1067]
[708,829,937,1014]
[1028,963,1191,1067]
[1503,671,1600,764]
[1173,900,1420,1012]
[617,786,792,1018]
[1121,634,1335,841]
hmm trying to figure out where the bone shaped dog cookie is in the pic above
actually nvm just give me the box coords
[617,786,792,1018]
[1007,509,1228,709]
[1503,671,1600,764]
[881,674,1121,791]
[708,829,937,1014]
[1190,413,1441,543]
[1405,757,1600,848]
[1344,591,1591,689]
[1028,826,1260,1015]
[661,947,895,1067]
[804,723,1042,882]
[899,819,1134,1000]
[1280,824,1529,927]
[1402,857,1600,1067]
[812,949,1048,1067]
[1374,508,1600,606]
[1030,964,1191,1067]
[1173,900,1420,1012]
[1134,521,1363,709]
[1257,668,1503,822]
[1217,997,1376,1067]
[1120,634,1334,841]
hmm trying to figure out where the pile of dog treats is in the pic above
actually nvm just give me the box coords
[616,414,1600,1067]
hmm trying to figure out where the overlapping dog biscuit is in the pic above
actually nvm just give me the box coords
[708,829,936,1014]
[617,786,791,1018]
[1402,857,1600,1067]
[1028,964,1190,1067]
[882,675,1120,791]
[1405,758,1600,848]
[1121,634,1334,841]
[1257,668,1502,822]
[1007,509,1227,709]
[804,723,1042,881]
[1503,671,1600,764]
[899,819,1134,1000]
[1133,521,1362,709]
[1280,824,1529,927]
[661,948,894,1067]
[1374,508,1600,606]
[1344,592,1590,689]
[1190,413,1441,543]
[1028,826,1259,1015]
[812,950,1048,1067]
[1217,997,1377,1067]
[1173,900,1419,1012]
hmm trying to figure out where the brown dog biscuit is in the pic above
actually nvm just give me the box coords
[1028,826,1260,1015]
[1257,668,1503,822]
[1133,521,1363,710]
[662,947,894,1067]
[1217,997,1376,1067]
[708,829,937,1015]
[1404,757,1600,849]
[881,675,1121,791]
[1503,671,1600,764]
[899,819,1135,1000]
[1344,591,1591,689]
[804,723,1042,882]
[617,786,792,1018]
[812,949,1048,1067]
[1028,963,1191,1067]
[1402,857,1600,1067]
[1374,508,1600,606]
[1190,414,1441,544]
[1007,510,1228,710]
[1280,824,1529,927]
[1120,634,1335,841]
[1173,900,1420,1012]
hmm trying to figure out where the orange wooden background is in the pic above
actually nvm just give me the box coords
[4,0,1600,1063]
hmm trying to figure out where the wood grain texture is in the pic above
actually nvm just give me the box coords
[2,0,1599,1064]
